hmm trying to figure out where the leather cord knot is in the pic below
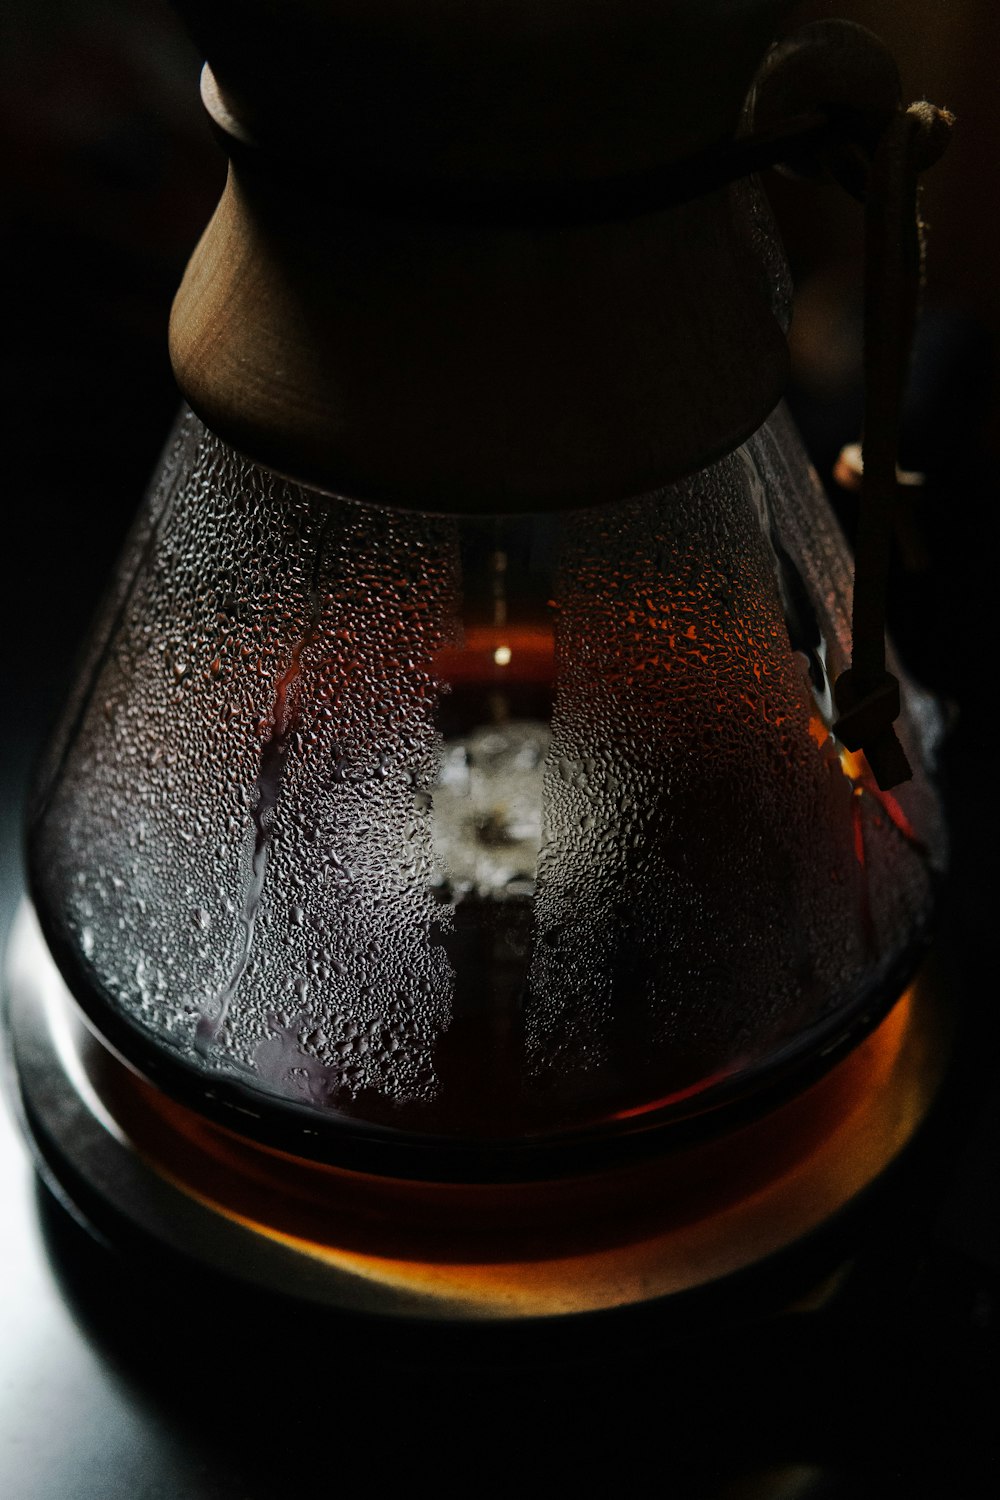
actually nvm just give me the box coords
[830,98,954,788]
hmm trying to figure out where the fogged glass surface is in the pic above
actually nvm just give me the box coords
[30,407,944,1142]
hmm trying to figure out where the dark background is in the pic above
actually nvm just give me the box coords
[1,3,998,1496]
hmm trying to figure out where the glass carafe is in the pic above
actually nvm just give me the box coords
[28,399,944,1171]
[7,2,955,1320]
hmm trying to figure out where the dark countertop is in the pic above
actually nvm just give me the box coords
[2,1011,998,1499]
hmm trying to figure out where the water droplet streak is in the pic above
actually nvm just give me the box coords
[196,521,329,1053]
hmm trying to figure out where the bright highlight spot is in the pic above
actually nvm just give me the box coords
[493,645,512,666]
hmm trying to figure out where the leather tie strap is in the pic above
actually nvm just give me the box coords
[832,99,953,789]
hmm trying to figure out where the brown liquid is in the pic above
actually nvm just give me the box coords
[72,970,945,1323]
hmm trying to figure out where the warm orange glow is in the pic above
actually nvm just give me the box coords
[838,744,868,781]
[610,1065,735,1121]
[851,792,867,869]
[838,741,922,847]
[434,624,554,684]
[808,713,922,852]
[874,788,918,843]
[79,965,946,1318]
[808,713,832,752]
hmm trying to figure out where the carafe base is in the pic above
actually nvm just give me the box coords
[3,899,951,1323]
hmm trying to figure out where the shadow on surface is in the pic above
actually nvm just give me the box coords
[34,1159,996,1499]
